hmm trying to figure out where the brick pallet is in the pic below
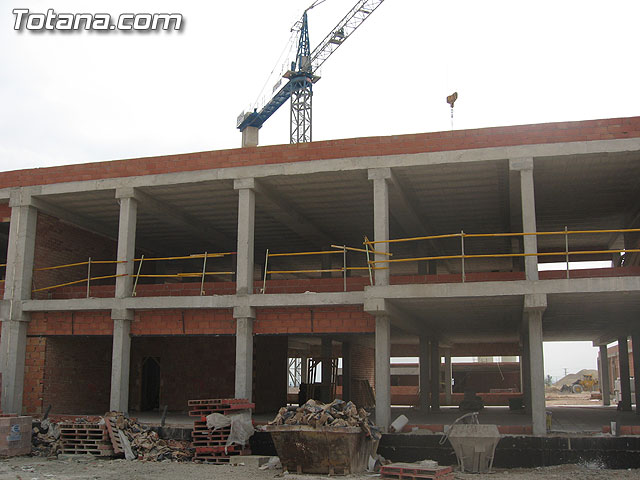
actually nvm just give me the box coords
[188,398,254,464]
[380,463,454,480]
[59,422,114,456]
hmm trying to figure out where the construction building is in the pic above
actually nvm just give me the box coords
[1,116,640,436]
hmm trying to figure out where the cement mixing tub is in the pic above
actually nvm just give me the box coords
[447,424,500,473]
[264,425,379,475]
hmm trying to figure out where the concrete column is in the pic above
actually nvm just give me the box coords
[341,341,352,402]
[234,179,256,295]
[524,294,547,435]
[599,344,611,406]
[300,355,308,384]
[618,336,632,411]
[110,189,138,413]
[114,188,138,299]
[509,158,539,281]
[234,306,256,401]
[233,307,256,401]
[430,340,440,411]
[521,334,531,413]
[444,348,453,405]
[110,310,132,412]
[321,337,333,403]
[375,315,391,430]
[632,333,640,414]
[418,337,430,412]
[242,126,259,148]
[526,310,545,434]
[368,168,391,286]
[1,193,38,414]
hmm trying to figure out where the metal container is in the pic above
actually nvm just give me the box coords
[264,425,379,475]
[447,424,500,473]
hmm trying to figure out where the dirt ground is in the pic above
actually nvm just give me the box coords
[0,457,639,480]
[545,391,603,406]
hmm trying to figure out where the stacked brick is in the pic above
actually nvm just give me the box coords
[189,398,254,464]
[380,463,454,480]
[59,422,114,456]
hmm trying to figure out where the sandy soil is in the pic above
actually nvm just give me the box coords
[1,457,639,480]
[545,391,603,406]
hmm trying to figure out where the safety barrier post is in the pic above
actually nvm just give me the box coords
[86,257,92,298]
[132,255,144,297]
[365,237,373,286]
[460,230,466,282]
[565,226,570,279]
[342,245,347,292]
[262,249,269,294]
[200,252,208,296]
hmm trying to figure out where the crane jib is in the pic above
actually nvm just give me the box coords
[237,76,314,131]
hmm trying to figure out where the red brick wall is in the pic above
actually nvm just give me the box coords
[255,306,374,334]
[29,311,113,336]
[129,337,235,412]
[0,117,638,189]
[32,214,117,299]
[23,337,46,415]
[351,343,375,408]
[253,336,288,414]
[42,336,112,415]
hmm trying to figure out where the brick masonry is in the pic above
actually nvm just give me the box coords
[0,117,638,189]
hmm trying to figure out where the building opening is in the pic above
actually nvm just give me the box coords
[141,356,161,411]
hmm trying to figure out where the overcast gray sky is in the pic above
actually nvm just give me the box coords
[2,1,637,377]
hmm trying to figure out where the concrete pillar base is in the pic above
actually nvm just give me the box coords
[0,320,29,414]
[235,317,254,401]
[110,314,132,413]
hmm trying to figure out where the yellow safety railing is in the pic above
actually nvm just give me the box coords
[131,252,236,296]
[32,259,126,295]
[30,252,236,297]
[261,244,391,293]
[364,228,640,282]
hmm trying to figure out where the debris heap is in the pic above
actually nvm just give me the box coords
[269,399,381,440]
[32,419,61,457]
[32,413,193,461]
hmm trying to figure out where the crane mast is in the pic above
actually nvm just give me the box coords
[237,0,386,146]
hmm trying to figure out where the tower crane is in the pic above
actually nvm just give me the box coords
[236,0,386,147]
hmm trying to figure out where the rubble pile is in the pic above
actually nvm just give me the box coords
[269,399,381,440]
[105,412,193,462]
[32,418,62,457]
[32,413,193,461]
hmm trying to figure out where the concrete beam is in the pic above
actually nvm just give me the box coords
[30,196,117,241]
[23,138,640,197]
[134,188,233,248]
[365,275,640,300]
[387,171,445,257]
[364,298,426,336]
[252,180,333,248]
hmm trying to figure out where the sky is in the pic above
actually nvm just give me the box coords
[2,1,638,377]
